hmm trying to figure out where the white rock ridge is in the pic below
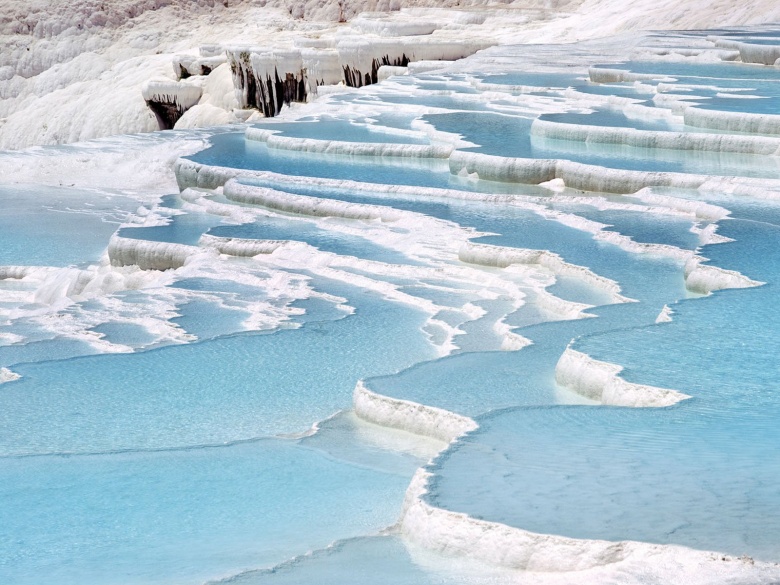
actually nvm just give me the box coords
[555,347,690,407]
[5,0,780,148]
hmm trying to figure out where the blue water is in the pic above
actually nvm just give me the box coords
[187,132,451,188]
[694,95,780,115]
[635,75,780,117]
[170,298,252,339]
[661,76,780,96]
[228,177,689,417]
[707,29,780,39]
[426,206,780,560]
[529,133,780,177]
[392,74,481,95]
[480,72,585,88]
[420,111,780,178]
[0,437,414,585]
[118,199,226,245]
[365,112,424,132]
[328,89,490,112]
[423,112,535,155]
[540,110,676,132]
[236,176,685,303]
[0,337,99,368]
[191,110,778,193]
[224,534,508,585]
[549,205,702,250]
[90,322,160,347]
[207,217,421,265]
[0,260,439,581]
[250,118,429,144]
[594,60,780,80]
[0,185,136,267]
[729,38,780,45]
[574,83,656,100]
[0,282,435,456]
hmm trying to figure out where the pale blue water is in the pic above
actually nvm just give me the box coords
[0,260,439,581]
[588,59,780,115]
[221,536,434,585]
[426,207,780,560]
[643,75,780,116]
[728,38,780,45]
[237,176,685,303]
[0,337,99,368]
[548,205,702,250]
[170,298,252,339]
[221,534,509,585]
[364,93,491,111]
[207,217,421,265]
[548,274,616,306]
[89,322,160,347]
[366,112,424,132]
[0,281,435,456]
[529,133,780,177]
[574,83,655,100]
[0,185,136,266]
[250,118,429,144]
[236,178,688,415]
[0,437,414,585]
[188,132,451,188]
[695,95,780,115]
[661,76,780,96]
[593,60,780,80]
[118,200,226,245]
[707,29,780,39]
[540,110,675,131]
[423,112,535,154]
[480,72,585,88]
[397,79,480,94]
[421,111,780,178]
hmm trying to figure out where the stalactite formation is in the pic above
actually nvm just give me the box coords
[144,96,188,130]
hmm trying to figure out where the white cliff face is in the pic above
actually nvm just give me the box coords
[4,0,780,149]
[141,78,203,128]
[0,0,247,148]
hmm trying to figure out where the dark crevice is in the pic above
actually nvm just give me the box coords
[233,60,309,117]
[145,96,187,130]
[230,51,412,116]
[343,53,410,88]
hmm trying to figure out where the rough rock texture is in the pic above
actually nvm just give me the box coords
[3,0,780,148]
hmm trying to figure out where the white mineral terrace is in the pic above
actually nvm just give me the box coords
[4,1,780,583]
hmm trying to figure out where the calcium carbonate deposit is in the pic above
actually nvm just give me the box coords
[3,1,780,583]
